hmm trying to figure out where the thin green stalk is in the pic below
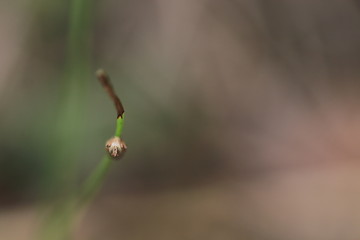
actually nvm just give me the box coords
[115,115,125,137]
[44,0,94,198]
[79,116,125,205]
[39,0,95,238]
[40,0,87,201]
[79,155,112,205]
[77,71,127,224]
[39,0,124,238]
[40,72,126,240]
[66,0,93,79]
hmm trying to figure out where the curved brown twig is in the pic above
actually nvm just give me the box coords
[96,69,125,118]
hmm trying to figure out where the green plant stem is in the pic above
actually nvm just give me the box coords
[39,0,94,238]
[115,116,125,137]
[41,115,125,240]
[79,155,112,205]
[66,0,93,79]
[80,116,125,205]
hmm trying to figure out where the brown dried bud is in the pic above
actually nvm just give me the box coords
[105,137,127,160]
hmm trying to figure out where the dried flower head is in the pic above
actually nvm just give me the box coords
[105,137,127,160]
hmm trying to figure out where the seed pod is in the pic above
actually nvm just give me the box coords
[105,137,127,160]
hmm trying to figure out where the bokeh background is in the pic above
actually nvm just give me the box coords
[2,0,360,239]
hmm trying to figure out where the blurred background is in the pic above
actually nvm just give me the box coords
[2,0,360,239]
